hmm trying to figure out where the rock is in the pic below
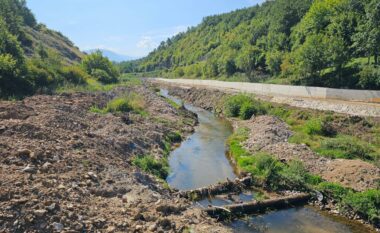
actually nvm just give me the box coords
[87,172,98,181]
[41,162,52,172]
[122,194,128,203]
[52,222,63,232]
[135,225,143,231]
[16,149,32,157]
[46,203,57,211]
[34,209,47,217]
[22,164,37,174]
[106,225,116,233]
[57,184,66,190]
[148,223,157,231]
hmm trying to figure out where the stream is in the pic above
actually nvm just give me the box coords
[160,89,372,233]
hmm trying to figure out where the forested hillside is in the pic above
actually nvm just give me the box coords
[124,0,380,90]
[0,0,119,98]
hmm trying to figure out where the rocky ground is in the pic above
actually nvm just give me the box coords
[0,85,230,232]
[164,85,380,192]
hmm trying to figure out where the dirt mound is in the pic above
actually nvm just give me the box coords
[168,87,227,112]
[244,115,380,191]
[0,85,229,232]
[243,116,293,151]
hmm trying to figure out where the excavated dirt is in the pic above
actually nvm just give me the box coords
[243,116,380,192]
[0,85,230,233]
[164,85,380,192]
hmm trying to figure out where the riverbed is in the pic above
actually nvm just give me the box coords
[160,89,373,233]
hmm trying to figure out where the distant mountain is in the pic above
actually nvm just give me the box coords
[85,49,135,62]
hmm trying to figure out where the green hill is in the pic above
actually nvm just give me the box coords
[127,0,380,90]
[0,0,120,99]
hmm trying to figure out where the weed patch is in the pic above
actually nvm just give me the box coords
[223,94,266,120]
[317,135,375,160]
[132,155,169,179]
[90,93,147,116]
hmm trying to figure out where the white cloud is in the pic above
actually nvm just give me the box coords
[137,36,158,49]
[136,25,188,52]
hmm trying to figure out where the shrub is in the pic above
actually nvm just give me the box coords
[317,182,349,200]
[0,54,33,98]
[61,65,88,85]
[239,101,256,120]
[319,136,374,160]
[358,65,380,90]
[91,69,117,84]
[280,160,310,189]
[92,93,147,115]
[223,94,266,119]
[303,118,323,135]
[106,97,133,113]
[166,131,182,143]
[82,51,119,84]
[239,153,284,190]
[342,189,380,222]
[132,155,169,179]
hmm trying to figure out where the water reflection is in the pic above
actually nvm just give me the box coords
[161,89,236,190]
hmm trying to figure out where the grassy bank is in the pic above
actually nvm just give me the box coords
[221,93,380,165]
[132,131,182,181]
[227,127,380,226]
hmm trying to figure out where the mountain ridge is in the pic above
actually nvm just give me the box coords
[85,49,135,62]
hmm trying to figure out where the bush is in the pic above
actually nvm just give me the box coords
[132,155,169,179]
[358,65,380,90]
[166,131,182,143]
[91,69,117,84]
[342,189,380,222]
[239,101,256,120]
[82,51,119,84]
[280,160,310,189]
[105,97,133,113]
[303,118,323,135]
[0,54,33,98]
[317,182,349,200]
[318,136,374,160]
[223,94,267,119]
[92,93,147,115]
[61,65,88,85]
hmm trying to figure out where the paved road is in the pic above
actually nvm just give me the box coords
[154,78,380,117]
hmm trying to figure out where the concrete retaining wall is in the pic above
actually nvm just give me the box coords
[156,78,380,103]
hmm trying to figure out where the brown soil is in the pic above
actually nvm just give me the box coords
[243,116,380,192]
[0,85,230,232]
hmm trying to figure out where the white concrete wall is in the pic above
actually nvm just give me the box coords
[156,78,380,103]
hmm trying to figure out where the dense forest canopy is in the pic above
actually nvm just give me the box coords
[0,0,119,98]
[121,0,380,90]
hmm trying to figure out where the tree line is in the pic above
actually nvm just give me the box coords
[121,0,380,90]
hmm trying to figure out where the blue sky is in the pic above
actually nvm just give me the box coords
[27,0,264,58]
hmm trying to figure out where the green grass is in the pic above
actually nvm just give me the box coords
[164,97,183,109]
[90,93,148,116]
[317,135,375,160]
[228,128,321,190]
[132,155,169,179]
[317,182,380,224]
[229,127,380,225]
[223,94,267,120]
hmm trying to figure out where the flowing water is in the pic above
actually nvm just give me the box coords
[160,89,373,233]
[161,89,236,190]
